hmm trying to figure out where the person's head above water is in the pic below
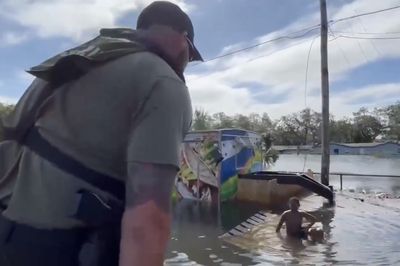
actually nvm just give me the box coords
[289,197,300,211]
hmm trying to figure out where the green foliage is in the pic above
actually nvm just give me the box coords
[352,107,383,142]
[192,108,213,131]
[262,133,279,165]
[272,108,322,145]
[212,112,234,129]
[377,101,400,141]
[264,148,279,165]
[330,118,353,143]
[3,101,397,145]
[191,103,400,145]
[0,103,15,141]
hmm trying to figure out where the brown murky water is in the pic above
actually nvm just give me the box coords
[166,193,400,265]
[165,155,400,265]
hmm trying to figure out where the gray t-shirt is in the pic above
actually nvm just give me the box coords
[0,52,192,229]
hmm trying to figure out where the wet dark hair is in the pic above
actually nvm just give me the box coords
[289,197,300,206]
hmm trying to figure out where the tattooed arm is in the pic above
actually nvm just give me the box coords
[119,74,191,265]
[119,163,177,266]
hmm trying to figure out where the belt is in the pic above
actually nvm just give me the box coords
[0,214,86,247]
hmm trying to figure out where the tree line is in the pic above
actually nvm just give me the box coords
[192,102,400,145]
[0,103,14,141]
[1,101,399,145]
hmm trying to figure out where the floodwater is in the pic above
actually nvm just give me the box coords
[270,154,400,196]
[165,155,400,265]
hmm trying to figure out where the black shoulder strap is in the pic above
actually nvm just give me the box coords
[4,53,127,201]
[22,127,125,201]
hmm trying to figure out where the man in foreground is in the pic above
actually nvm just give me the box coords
[276,197,323,242]
[0,1,202,265]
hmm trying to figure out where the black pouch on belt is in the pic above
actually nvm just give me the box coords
[74,190,123,227]
[74,190,123,266]
[0,214,14,244]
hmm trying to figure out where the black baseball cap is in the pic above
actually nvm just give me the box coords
[137,1,203,61]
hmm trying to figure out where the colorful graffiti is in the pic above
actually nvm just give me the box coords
[219,130,263,201]
[175,129,263,203]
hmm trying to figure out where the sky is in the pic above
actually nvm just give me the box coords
[0,0,399,119]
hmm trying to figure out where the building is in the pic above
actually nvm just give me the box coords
[330,142,400,156]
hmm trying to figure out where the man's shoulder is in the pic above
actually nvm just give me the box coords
[300,211,314,217]
[284,210,300,217]
[113,52,183,83]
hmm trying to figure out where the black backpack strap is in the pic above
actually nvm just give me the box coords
[22,127,125,201]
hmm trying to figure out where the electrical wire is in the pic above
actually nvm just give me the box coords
[187,5,400,68]
[333,35,400,40]
[353,12,382,57]
[328,26,352,69]
[187,36,317,82]
[328,30,400,35]
[331,4,400,24]
[304,36,318,108]
[188,25,321,67]
[348,22,371,64]
[302,36,318,172]
[188,30,399,83]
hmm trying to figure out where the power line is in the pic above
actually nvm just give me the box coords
[334,34,400,40]
[328,26,352,68]
[188,25,321,67]
[348,22,370,64]
[331,30,400,35]
[354,12,381,57]
[188,31,399,83]
[301,35,316,172]
[187,5,400,68]
[302,35,317,172]
[187,36,318,82]
[304,36,318,108]
[331,4,400,24]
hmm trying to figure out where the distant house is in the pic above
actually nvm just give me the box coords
[330,142,400,156]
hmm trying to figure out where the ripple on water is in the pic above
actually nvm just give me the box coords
[167,191,400,265]
[165,252,202,266]
[222,194,400,265]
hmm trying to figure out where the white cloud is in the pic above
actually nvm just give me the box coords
[336,83,400,106]
[0,0,192,42]
[0,32,28,46]
[186,0,400,119]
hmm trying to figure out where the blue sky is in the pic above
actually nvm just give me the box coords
[0,0,399,118]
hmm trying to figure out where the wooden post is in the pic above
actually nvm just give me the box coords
[340,174,343,190]
[320,0,330,186]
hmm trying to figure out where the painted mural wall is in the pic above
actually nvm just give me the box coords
[174,129,263,203]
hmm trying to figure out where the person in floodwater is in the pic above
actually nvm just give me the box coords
[276,197,323,241]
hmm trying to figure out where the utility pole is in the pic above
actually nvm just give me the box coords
[320,0,330,186]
